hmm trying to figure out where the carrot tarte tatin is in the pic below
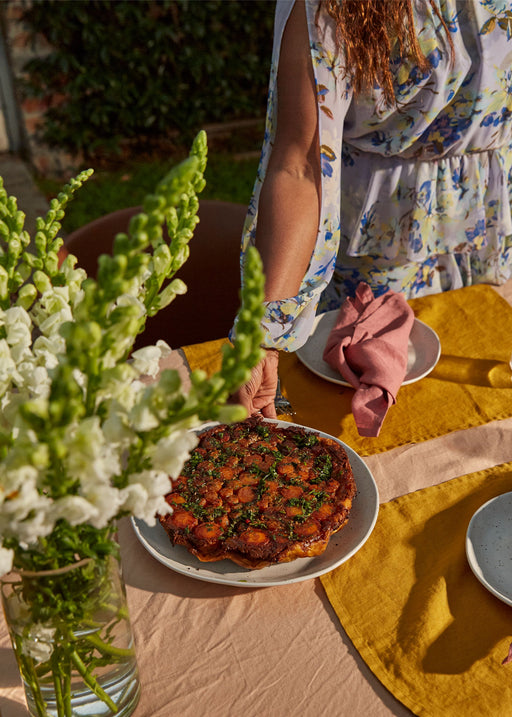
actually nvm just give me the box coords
[158,418,356,569]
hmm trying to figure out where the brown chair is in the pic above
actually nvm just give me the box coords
[62,200,247,349]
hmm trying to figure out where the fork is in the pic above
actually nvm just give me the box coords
[274,377,296,418]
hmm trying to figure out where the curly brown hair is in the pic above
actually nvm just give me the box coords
[321,0,453,104]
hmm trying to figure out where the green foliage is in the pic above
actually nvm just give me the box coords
[19,0,274,157]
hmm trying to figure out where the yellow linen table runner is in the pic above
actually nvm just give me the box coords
[321,462,512,717]
[278,284,512,454]
[182,285,512,456]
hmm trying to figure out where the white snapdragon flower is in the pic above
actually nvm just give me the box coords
[0,463,77,544]
[120,470,173,525]
[60,418,125,528]
[0,393,25,432]
[4,307,33,363]
[149,428,198,478]
[116,294,146,315]
[0,339,22,392]
[33,335,66,369]
[58,261,87,302]
[16,363,51,397]
[20,623,56,663]
[96,366,140,412]
[71,368,87,393]
[131,340,172,379]
[31,288,72,329]
[53,495,103,527]
[0,545,14,576]
[2,482,49,524]
[64,417,120,483]
[0,465,40,508]
[4,306,32,331]
[78,483,123,529]
[11,502,56,545]
[129,401,160,431]
[48,285,70,303]
[101,411,133,446]
[37,308,73,338]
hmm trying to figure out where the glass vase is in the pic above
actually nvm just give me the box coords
[1,551,140,717]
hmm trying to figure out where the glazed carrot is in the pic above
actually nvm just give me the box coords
[281,485,303,499]
[170,511,197,530]
[239,472,259,486]
[285,505,302,517]
[294,520,319,537]
[238,486,256,503]
[312,503,334,519]
[166,493,186,505]
[240,528,269,545]
[203,491,221,505]
[194,523,222,541]
[219,465,236,480]
[219,487,234,498]
[276,462,295,478]
[244,453,263,466]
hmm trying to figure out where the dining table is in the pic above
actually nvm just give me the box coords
[2,280,512,717]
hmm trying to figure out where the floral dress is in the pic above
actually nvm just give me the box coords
[240,0,512,351]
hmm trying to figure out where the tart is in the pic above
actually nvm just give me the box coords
[159,418,356,569]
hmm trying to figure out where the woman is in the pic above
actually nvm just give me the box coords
[232,0,512,416]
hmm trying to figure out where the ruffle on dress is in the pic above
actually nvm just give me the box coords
[341,144,512,263]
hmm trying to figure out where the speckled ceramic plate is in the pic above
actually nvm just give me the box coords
[466,492,512,606]
[296,314,441,387]
[131,420,379,588]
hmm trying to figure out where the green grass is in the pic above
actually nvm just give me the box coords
[37,152,260,234]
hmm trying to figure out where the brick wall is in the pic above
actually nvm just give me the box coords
[1,0,82,178]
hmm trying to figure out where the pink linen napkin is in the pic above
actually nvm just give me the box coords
[322,282,414,437]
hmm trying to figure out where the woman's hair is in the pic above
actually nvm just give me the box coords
[321,0,453,104]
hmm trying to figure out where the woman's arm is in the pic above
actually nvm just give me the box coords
[232,0,320,418]
[256,0,321,302]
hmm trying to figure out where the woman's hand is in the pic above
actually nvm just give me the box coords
[230,348,279,419]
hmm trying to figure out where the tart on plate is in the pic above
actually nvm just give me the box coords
[158,417,357,569]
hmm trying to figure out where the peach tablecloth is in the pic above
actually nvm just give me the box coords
[2,282,512,717]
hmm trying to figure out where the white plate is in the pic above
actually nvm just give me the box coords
[131,420,379,588]
[296,313,441,387]
[466,492,512,606]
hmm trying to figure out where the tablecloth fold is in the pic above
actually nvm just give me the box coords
[321,462,512,717]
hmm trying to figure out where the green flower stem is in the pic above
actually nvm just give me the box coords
[50,650,68,717]
[69,647,118,713]
[16,644,48,717]
[85,631,135,658]
[62,656,72,717]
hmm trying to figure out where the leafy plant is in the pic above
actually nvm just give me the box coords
[18,0,274,158]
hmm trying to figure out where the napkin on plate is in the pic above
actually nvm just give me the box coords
[322,282,414,437]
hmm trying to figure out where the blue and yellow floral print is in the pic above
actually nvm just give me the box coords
[240,0,512,351]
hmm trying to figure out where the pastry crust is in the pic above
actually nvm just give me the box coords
[159,418,356,569]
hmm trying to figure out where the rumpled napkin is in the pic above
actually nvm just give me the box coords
[322,282,414,437]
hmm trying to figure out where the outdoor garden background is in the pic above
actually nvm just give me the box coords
[0,0,275,231]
